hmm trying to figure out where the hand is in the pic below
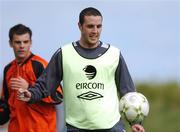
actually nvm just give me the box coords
[10,77,29,90]
[131,124,145,132]
[17,88,31,102]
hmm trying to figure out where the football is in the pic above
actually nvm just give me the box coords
[119,92,149,124]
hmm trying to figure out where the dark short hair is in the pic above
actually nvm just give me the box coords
[79,7,103,25]
[9,24,32,41]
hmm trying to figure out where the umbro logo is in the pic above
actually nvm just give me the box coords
[83,65,96,80]
[77,91,103,100]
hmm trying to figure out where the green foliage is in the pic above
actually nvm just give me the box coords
[123,82,180,132]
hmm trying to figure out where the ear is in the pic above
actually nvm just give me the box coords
[30,40,32,46]
[78,22,82,31]
[9,40,13,48]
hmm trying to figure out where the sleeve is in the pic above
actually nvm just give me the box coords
[32,60,46,79]
[115,53,136,97]
[1,65,10,101]
[0,66,10,125]
[29,48,63,103]
[32,58,62,104]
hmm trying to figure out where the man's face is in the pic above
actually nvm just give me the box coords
[10,33,32,63]
[79,15,102,48]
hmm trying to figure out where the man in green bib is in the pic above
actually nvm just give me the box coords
[16,7,145,132]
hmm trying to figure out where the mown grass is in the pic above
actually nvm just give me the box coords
[122,82,180,132]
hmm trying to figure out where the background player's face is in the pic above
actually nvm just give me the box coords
[10,33,32,63]
[79,15,102,48]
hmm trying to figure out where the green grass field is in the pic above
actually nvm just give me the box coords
[123,82,180,132]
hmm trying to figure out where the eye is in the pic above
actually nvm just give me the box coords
[87,25,94,28]
[23,40,29,44]
[14,41,21,44]
[97,24,102,29]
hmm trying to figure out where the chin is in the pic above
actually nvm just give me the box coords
[17,55,26,60]
[90,40,98,45]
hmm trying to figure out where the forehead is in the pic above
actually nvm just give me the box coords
[12,33,31,40]
[83,15,102,25]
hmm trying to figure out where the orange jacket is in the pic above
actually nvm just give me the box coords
[1,54,59,132]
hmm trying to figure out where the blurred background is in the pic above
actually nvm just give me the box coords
[0,0,179,131]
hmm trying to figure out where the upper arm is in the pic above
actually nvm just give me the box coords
[29,49,63,103]
[32,60,46,79]
[115,53,136,97]
[1,64,11,101]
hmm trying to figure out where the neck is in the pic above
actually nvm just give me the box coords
[16,52,32,65]
[79,40,99,49]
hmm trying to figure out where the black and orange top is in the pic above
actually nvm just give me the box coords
[1,53,60,132]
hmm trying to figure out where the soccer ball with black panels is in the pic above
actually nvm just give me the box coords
[119,92,149,124]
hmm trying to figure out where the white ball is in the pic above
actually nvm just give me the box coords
[119,92,149,124]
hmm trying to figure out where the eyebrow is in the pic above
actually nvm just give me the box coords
[87,24,102,27]
[14,40,30,43]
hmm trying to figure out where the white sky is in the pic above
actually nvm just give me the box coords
[0,0,179,84]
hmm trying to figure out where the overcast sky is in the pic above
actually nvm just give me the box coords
[0,0,179,84]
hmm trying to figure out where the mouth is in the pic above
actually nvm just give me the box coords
[17,50,25,54]
[89,35,98,40]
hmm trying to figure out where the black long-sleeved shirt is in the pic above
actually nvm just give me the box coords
[29,41,135,102]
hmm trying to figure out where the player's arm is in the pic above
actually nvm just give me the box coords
[1,67,9,101]
[31,55,62,104]
[19,48,63,103]
[115,53,136,97]
[0,66,11,125]
[116,53,145,131]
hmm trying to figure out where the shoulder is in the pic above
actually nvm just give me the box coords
[3,60,15,73]
[103,43,120,56]
[31,55,48,67]
[61,42,73,50]
[108,44,120,52]
[30,55,47,77]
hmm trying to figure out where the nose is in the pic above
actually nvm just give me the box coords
[92,26,98,33]
[19,42,25,48]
